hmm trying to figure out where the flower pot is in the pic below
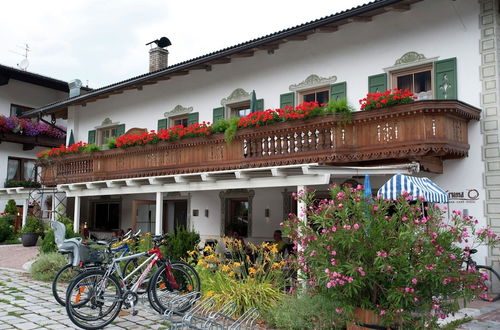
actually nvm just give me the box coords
[21,233,39,247]
[347,308,386,330]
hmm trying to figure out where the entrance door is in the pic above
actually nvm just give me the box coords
[132,200,156,233]
[165,200,188,232]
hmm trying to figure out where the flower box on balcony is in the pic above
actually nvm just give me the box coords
[40,100,480,186]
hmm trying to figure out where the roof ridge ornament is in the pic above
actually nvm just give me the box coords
[394,51,426,65]
[289,74,337,92]
[221,88,250,106]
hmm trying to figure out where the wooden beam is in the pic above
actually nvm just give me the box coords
[416,157,443,174]
[284,35,308,41]
[347,16,372,23]
[209,57,231,65]
[255,43,281,51]
[385,4,411,12]
[169,71,189,77]
[315,25,339,33]
[231,51,255,58]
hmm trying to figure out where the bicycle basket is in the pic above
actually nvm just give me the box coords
[79,245,107,264]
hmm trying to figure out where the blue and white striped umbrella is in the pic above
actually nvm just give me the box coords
[377,174,448,203]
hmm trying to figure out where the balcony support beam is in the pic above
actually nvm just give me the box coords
[155,192,163,235]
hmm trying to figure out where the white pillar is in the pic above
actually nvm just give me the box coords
[297,185,307,288]
[22,198,28,227]
[74,196,81,233]
[51,194,56,221]
[155,192,163,235]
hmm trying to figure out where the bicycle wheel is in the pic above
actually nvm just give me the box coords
[65,269,123,329]
[52,264,80,306]
[148,261,201,314]
[478,266,500,302]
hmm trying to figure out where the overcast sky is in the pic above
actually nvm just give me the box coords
[2,0,368,88]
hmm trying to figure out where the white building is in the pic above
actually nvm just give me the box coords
[24,0,499,269]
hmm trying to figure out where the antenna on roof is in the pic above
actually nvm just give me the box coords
[10,43,30,71]
[145,37,172,49]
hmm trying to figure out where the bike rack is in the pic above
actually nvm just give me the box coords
[162,293,260,329]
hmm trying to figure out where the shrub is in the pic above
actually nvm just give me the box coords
[163,226,200,261]
[30,252,67,281]
[264,293,345,329]
[0,217,14,242]
[39,229,56,254]
[4,199,17,215]
[190,238,292,316]
[20,216,44,234]
[282,185,500,328]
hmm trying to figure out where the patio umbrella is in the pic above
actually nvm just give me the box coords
[250,90,257,113]
[364,174,372,201]
[68,129,75,146]
[377,174,448,203]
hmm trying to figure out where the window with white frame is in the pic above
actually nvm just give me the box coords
[7,157,37,182]
[299,87,330,105]
[97,126,118,146]
[229,101,251,118]
[391,64,432,100]
[169,115,188,128]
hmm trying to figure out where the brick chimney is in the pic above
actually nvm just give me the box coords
[149,47,169,72]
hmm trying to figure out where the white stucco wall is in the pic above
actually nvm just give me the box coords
[61,1,488,258]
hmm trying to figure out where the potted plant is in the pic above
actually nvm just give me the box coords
[21,216,44,247]
[282,185,500,328]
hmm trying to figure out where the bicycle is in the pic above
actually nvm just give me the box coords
[51,224,141,306]
[65,233,200,329]
[465,248,500,302]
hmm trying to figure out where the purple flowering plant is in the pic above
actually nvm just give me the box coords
[282,184,499,328]
[0,115,65,138]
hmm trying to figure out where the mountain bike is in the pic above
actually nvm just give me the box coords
[65,233,200,329]
[52,229,140,306]
[465,248,500,302]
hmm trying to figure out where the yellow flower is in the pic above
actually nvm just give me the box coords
[145,232,151,236]
[270,244,278,254]
[206,290,214,297]
[188,250,196,257]
[248,267,257,275]
[204,245,213,253]
[221,265,231,272]
[197,259,205,266]
[233,262,241,268]
[229,271,235,277]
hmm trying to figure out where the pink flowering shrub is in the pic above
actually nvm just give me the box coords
[282,184,499,328]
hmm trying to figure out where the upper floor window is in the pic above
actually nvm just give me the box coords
[10,104,33,117]
[300,87,329,104]
[170,115,188,128]
[7,157,36,182]
[392,65,432,100]
[230,101,251,118]
[98,126,118,146]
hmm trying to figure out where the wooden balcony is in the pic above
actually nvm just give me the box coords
[0,131,65,150]
[40,100,480,186]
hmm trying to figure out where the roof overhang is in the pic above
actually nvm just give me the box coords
[22,0,423,119]
[58,162,420,197]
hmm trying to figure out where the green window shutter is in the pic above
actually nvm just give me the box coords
[330,82,347,101]
[157,118,167,131]
[116,124,126,137]
[368,73,387,93]
[213,107,225,123]
[435,57,457,100]
[280,92,295,108]
[88,130,96,144]
[255,99,264,111]
[188,112,199,126]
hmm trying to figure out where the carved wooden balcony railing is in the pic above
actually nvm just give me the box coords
[40,100,480,186]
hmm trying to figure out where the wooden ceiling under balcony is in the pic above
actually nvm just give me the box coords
[40,100,480,186]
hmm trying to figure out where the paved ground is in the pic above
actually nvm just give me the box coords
[0,245,38,271]
[0,244,499,329]
[0,268,167,329]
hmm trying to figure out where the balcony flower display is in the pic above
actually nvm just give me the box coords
[359,88,416,111]
[0,115,66,138]
[281,185,499,328]
[34,99,352,158]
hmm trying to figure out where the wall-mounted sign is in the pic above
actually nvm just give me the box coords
[448,189,479,203]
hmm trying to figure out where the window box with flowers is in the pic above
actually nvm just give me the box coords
[0,115,66,148]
